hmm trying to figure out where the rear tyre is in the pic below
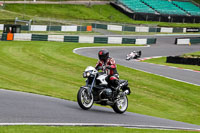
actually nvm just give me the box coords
[77,87,94,110]
[112,94,128,114]
[138,51,142,57]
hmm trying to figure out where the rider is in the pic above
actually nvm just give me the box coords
[130,51,136,56]
[95,49,120,93]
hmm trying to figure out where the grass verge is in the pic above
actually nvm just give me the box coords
[1,4,200,27]
[0,126,199,133]
[0,41,199,125]
[182,51,200,58]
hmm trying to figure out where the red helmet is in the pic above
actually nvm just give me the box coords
[98,49,109,61]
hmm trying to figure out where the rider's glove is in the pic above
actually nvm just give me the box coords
[106,65,111,69]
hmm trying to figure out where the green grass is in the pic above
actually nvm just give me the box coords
[2,0,200,4]
[2,4,134,23]
[0,41,199,125]
[192,0,200,4]
[0,0,110,2]
[0,126,199,133]
[1,4,200,27]
[142,52,200,71]
[182,51,200,58]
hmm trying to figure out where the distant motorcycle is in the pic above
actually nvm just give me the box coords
[126,51,142,60]
[77,66,131,114]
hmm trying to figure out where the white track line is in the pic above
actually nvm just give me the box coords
[124,63,200,86]
[0,123,199,131]
[137,56,200,73]
[73,45,150,54]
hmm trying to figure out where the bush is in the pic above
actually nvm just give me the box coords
[166,56,200,66]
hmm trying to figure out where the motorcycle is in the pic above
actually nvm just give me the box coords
[126,50,142,60]
[77,66,131,114]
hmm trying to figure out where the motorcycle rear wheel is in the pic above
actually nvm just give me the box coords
[112,95,128,114]
[77,87,94,110]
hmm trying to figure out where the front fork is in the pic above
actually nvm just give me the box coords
[85,74,96,97]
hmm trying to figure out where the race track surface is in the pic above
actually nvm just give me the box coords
[75,36,200,86]
[0,89,200,130]
[0,35,200,130]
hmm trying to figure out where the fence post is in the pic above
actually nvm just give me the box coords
[146,15,148,21]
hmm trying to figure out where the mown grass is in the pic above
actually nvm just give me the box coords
[143,51,200,71]
[1,4,200,27]
[2,4,134,23]
[194,0,200,4]
[0,126,199,133]
[182,51,200,58]
[2,0,200,4]
[0,0,110,2]
[0,41,199,125]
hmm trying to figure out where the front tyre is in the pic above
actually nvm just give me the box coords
[126,56,130,60]
[112,95,128,114]
[77,87,94,110]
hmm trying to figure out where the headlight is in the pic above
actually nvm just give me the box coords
[86,72,90,77]
[83,71,91,78]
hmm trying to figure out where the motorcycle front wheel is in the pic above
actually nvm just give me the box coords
[112,94,128,114]
[77,87,94,110]
[126,57,130,60]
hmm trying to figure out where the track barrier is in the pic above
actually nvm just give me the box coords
[175,37,200,45]
[0,24,92,32]
[7,33,14,41]
[87,26,92,31]
[1,33,157,45]
[1,23,199,33]
[92,23,200,33]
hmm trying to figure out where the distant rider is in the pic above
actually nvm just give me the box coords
[95,49,120,93]
[128,50,141,59]
[130,51,136,57]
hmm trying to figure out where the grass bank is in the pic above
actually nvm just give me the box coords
[2,0,200,4]
[1,4,200,27]
[0,126,199,133]
[0,41,199,125]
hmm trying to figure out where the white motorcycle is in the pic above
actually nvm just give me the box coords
[77,66,131,114]
[126,51,142,60]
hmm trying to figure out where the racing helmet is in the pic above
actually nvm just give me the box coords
[98,49,109,61]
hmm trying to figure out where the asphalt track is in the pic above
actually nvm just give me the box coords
[1,89,200,130]
[75,35,200,86]
[0,35,200,130]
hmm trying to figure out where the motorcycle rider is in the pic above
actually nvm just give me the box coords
[95,49,120,94]
[130,51,136,57]
[127,50,141,59]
